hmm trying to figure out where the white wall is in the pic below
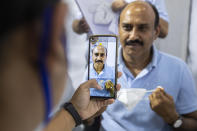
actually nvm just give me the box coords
[188,0,197,86]
[156,0,190,61]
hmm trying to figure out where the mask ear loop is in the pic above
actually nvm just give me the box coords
[39,6,53,125]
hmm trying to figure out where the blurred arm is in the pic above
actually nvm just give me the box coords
[158,18,169,38]
[111,0,127,12]
[43,109,75,131]
[72,18,90,34]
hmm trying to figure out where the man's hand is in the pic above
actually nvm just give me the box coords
[70,79,121,120]
[83,106,107,126]
[70,72,122,120]
[149,87,179,124]
[111,0,127,12]
[72,18,89,34]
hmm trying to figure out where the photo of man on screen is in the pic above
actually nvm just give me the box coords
[89,44,115,97]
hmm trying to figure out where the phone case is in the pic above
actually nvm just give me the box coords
[88,35,118,99]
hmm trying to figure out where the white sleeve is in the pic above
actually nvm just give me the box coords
[69,0,83,20]
[75,10,83,20]
[124,0,169,22]
[152,0,169,22]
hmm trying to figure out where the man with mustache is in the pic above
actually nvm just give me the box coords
[99,1,197,131]
[89,45,115,97]
[92,45,107,75]
[111,0,169,38]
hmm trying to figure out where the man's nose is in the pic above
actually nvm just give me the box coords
[97,55,102,60]
[128,27,139,40]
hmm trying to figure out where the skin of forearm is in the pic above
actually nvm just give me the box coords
[72,20,83,34]
[174,116,197,131]
[43,109,76,131]
[158,18,169,38]
[111,0,127,12]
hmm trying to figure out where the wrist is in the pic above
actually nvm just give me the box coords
[164,112,180,124]
[70,101,84,119]
[70,100,89,120]
[83,118,95,126]
[167,115,183,129]
[63,109,76,127]
[63,102,82,126]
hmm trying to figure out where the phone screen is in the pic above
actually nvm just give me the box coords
[88,35,118,99]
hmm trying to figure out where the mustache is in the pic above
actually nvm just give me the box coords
[96,60,103,63]
[125,39,144,46]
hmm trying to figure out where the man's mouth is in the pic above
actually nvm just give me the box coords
[96,60,103,63]
[125,40,143,46]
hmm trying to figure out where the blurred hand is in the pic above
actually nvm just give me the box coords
[111,0,127,12]
[83,106,107,126]
[72,18,90,34]
[158,18,169,38]
[149,87,179,124]
[70,72,122,120]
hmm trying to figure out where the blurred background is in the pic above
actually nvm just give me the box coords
[66,0,197,90]
[64,0,196,130]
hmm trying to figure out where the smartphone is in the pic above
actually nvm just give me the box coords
[88,35,118,99]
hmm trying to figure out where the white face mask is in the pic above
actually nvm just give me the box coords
[117,88,155,110]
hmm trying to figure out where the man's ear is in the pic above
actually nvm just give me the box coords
[153,25,160,40]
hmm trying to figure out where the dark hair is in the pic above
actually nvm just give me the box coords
[118,1,160,29]
[147,2,159,29]
[0,0,58,39]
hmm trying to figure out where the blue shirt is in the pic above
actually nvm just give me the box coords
[89,63,115,97]
[101,46,197,131]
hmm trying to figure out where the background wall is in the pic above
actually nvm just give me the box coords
[188,0,197,86]
[66,1,196,130]
[156,0,191,61]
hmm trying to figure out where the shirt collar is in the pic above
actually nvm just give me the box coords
[149,45,158,68]
[91,63,107,75]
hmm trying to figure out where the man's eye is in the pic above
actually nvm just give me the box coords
[138,25,148,31]
[123,25,132,31]
[95,53,99,56]
[100,54,104,57]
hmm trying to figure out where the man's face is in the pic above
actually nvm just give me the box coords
[119,2,159,58]
[92,46,107,68]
